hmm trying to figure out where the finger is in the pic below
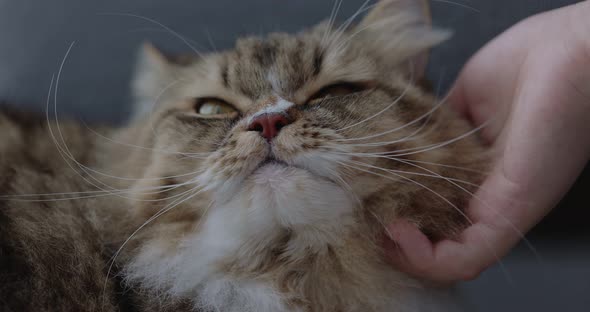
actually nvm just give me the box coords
[385,221,505,282]
[387,123,589,283]
[386,161,553,282]
[385,165,534,283]
[385,220,434,274]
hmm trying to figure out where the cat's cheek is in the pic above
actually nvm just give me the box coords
[272,127,351,181]
[286,150,350,181]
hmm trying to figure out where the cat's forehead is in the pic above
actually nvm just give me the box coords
[176,30,376,108]
[222,33,326,99]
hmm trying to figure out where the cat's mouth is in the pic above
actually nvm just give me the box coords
[255,156,290,171]
[252,156,311,177]
[251,155,337,184]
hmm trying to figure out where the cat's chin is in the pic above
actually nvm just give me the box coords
[255,157,289,171]
[251,161,315,190]
[251,158,337,189]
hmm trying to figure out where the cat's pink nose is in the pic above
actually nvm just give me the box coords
[248,113,291,141]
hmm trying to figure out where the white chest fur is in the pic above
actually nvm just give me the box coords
[126,165,358,311]
[126,165,458,311]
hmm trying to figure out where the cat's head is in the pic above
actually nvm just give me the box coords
[126,0,485,249]
[119,1,490,308]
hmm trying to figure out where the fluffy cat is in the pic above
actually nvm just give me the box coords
[0,0,488,311]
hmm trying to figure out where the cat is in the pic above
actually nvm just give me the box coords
[0,0,488,311]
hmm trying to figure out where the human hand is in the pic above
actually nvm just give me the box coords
[385,1,590,282]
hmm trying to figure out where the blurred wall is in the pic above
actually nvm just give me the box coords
[0,0,581,122]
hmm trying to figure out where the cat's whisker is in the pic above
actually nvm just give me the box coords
[336,160,511,280]
[336,75,414,133]
[400,158,488,174]
[321,0,344,48]
[337,160,471,223]
[47,62,206,195]
[345,159,480,187]
[103,23,217,149]
[187,137,223,146]
[120,27,207,55]
[431,0,481,13]
[383,157,522,283]
[51,117,202,198]
[331,117,489,157]
[83,120,212,157]
[336,91,450,142]
[1,1,518,309]
[98,12,205,58]
[0,186,172,201]
[142,77,220,148]
[338,113,433,147]
[131,183,203,203]
[340,69,448,146]
[340,0,375,32]
[0,182,177,198]
[45,44,123,200]
[106,174,206,203]
[47,47,209,204]
[326,0,375,48]
[103,184,206,310]
[67,160,205,183]
[387,120,490,157]
[336,71,441,148]
[191,200,214,235]
[331,14,411,55]
[389,157,542,262]
[204,28,219,53]
[326,146,486,174]
[380,157,488,175]
[332,0,374,37]
[177,154,213,160]
[51,44,159,199]
[336,160,417,187]
[146,77,188,138]
[335,150,521,204]
[324,166,363,208]
[2,172,205,203]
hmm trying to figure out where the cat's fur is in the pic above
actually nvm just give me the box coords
[0,1,488,311]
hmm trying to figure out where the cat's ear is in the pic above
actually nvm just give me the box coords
[131,42,177,117]
[357,0,450,79]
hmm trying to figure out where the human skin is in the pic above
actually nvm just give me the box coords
[385,1,590,282]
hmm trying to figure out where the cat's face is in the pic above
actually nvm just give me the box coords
[128,0,485,246]
[120,1,489,309]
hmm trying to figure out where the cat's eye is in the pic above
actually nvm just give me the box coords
[194,98,238,117]
[307,82,368,104]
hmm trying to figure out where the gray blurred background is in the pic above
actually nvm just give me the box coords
[0,0,588,311]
